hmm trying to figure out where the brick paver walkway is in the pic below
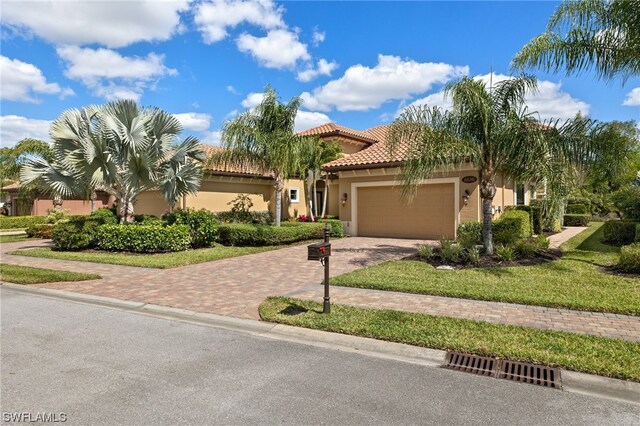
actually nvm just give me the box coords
[548,226,588,248]
[2,231,638,342]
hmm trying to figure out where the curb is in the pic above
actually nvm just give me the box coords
[2,283,639,406]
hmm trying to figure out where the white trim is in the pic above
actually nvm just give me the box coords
[336,164,477,178]
[288,187,300,203]
[351,178,460,238]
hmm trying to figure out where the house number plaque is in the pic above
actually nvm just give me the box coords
[462,176,478,183]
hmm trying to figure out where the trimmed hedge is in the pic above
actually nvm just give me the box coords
[216,210,273,224]
[90,208,118,223]
[25,223,55,239]
[164,208,220,248]
[218,221,343,247]
[317,219,345,238]
[493,210,531,246]
[512,205,543,235]
[566,204,589,215]
[618,243,640,274]
[95,224,191,253]
[51,216,114,250]
[0,215,47,229]
[563,214,591,227]
[602,221,637,246]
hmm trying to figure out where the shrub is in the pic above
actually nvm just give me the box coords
[493,210,531,246]
[45,208,69,224]
[90,208,118,224]
[133,214,161,223]
[25,223,55,239]
[217,222,325,246]
[514,239,537,258]
[51,215,119,251]
[417,245,434,259]
[495,245,515,261]
[0,215,47,229]
[531,235,550,252]
[566,204,589,215]
[466,246,481,265]
[513,205,543,235]
[440,243,463,264]
[457,221,482,248]
[611,186,640,221]
[317,219,345,238]
[618,243,640,273]
[636,224,640,243]
[164,208,220,248]
[563,214,591,226]
[602,220,637,246]
[95,224,191,253]
[216,210,273,224]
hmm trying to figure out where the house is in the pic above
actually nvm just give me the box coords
[1,183,112,216]
[134,122,534,239]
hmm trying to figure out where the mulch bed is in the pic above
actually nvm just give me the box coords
[404,248,563,270]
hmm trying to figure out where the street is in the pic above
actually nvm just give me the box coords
[1,288,638,425]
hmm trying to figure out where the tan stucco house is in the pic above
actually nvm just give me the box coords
[134,122,534,240]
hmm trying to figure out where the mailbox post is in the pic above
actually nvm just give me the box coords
[307,225,332,313]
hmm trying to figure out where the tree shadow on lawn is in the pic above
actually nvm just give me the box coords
[334,245,419,267]
[279,303,319,316]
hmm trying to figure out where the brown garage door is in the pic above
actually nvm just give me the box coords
[357,184,455,239]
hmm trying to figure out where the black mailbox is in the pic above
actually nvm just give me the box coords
[308,242,331,260]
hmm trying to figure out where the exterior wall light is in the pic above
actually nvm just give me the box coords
[341,193,348,206]
[462,189,471,206]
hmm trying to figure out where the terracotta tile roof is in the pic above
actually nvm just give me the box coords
[297,122,378,144]
[1,182,21,191]
[201,145,273,178]
[322,124,410,170]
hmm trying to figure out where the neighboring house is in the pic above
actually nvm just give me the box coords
[1,183,112,216]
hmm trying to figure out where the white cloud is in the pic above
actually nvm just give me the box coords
[195,0,285,43]
[173,113,212,132]
[301,54,469,112]
[0,55,73,103]
[241,92,265,108]
[1,0,189,48]
[312,28,325,46]
[297,59,338,83]
[623,87,640,106]
[57,46,177,101]
[406,73,590,120]
[0,115,51,148]
[237,29,310,69]
[226,85,239,94]
[295,111,331,133]
[202,130,222,146]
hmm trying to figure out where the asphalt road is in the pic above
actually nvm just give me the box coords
[1,288,638,425]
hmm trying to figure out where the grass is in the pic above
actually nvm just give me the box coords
[0,234,30,243]
[9,244,283,269]
[260,297,640,382]
[331,223,640,316]
[0,264,101,284]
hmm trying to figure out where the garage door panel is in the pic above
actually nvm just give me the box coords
[357,184,455,239]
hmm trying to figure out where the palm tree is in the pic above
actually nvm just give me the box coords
[298,138,342,220]
[20,100,204,223]
[389,75,594,254]
[217,87,301,226]
[513,0,640,81]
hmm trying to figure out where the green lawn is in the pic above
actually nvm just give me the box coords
[260,297,640,381]
[331,223,640,315]
[10,244,283,269]
[0,264,101,284]
[0,234,30,243]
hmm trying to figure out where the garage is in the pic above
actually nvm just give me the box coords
[356,183,456,239]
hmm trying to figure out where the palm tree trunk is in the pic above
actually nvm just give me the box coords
[274,177,284,226]
[312,177,318,218]
[90,188,97,212]
[479,169,497,255]
[321,177,328,218]
[305,170,314,221]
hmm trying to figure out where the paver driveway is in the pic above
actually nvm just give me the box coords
[1,237,428,319]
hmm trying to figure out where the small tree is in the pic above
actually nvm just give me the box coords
[21,100,204,223]
[216,87,301,226]
[298,138,342,220]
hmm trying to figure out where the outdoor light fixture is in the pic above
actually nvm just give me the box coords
[341,193,348,206]
[462,189,471,206]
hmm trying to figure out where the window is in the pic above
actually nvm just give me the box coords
[289,187,300,203]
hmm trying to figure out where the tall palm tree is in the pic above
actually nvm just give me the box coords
[20,100,204,222]
[513,0,640,81]
[217,87,301,226]
[298,138,342,220]
[389,75,594,254]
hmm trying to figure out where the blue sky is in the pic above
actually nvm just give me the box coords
[1,0,638,147]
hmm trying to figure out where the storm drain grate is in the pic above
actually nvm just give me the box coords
[442,352,562,389]
[498,360,562,389]
[442,352,497,377]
